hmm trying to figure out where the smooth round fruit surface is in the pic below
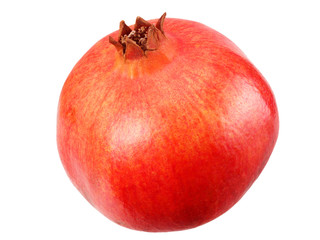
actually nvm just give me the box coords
[57,14,279,232]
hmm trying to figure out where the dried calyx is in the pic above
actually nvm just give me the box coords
[109,13,166,59]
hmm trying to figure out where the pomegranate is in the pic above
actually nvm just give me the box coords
[57,13,279,232]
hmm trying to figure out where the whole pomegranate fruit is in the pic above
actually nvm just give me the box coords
[57,13,279,232]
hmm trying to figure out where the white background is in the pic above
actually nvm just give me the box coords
[1,0,319,239]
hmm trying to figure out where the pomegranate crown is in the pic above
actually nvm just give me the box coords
[109,13,166,59]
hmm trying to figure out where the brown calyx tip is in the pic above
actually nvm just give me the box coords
[134,16,151,31]
[156,12,166,34]
[109,13,167,59]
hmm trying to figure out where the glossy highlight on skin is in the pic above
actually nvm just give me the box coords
[57,14,279,232]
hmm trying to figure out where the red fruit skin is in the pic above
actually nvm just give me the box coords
[57,18,279,232]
